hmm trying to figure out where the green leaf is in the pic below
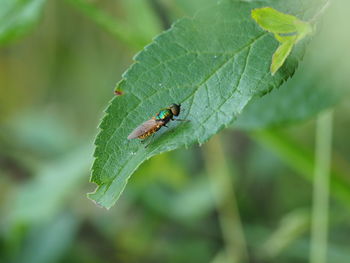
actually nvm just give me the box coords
[271,36,296,74]
[251,7,301,34]
[90,0,323,209]
[0,0,47,45]
[234,15,343,131]
[252,7,313,74]
[251,7,312,38]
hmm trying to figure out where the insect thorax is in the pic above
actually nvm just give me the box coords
[155,109,172,121]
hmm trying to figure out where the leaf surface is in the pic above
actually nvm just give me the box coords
[91,0,324,209]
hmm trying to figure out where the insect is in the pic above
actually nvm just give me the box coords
[127,103,185,141]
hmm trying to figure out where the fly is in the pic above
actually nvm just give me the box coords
[127,103,186,141]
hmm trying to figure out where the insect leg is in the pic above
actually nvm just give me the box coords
[144,133,156,148]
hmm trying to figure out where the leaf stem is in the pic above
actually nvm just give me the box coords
[203,135,249,263]
[309,110,333,263]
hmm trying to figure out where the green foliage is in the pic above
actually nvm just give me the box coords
[251,7,311,37]
[14,214,78,263]
[120,0,162,40]
[90,0,324,209]
[252,7,312,74]
[251,130,350,205]
[0,0,47,44]
[4,146,91,227]
[66,0,161,49]
[1,0,350,261]
[234,67,338,130]
[271,35,296,75]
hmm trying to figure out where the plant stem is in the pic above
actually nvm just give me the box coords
[309,110,333,263]
[203,135,249,263]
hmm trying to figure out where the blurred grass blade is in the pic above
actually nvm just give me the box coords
[120,0,162,39]
[310,111,333,263]
[204,135,248,263]
[251,129,350,206]
[0,0,47,45]
[260,209,310,259]
[65,0,150,49]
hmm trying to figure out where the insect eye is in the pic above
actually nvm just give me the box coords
[170,104,181,116]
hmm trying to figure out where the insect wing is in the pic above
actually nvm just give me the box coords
[127,119,160,139]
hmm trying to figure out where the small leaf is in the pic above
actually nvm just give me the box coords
[251,7,299,34]
[252,7,313,74]
[90,0,323,209]
[271,37,296,75]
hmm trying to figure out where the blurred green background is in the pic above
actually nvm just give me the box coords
[0,0,349,263]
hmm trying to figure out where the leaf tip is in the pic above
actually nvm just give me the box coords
[87,191,111,210]
[270,64,278,75]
